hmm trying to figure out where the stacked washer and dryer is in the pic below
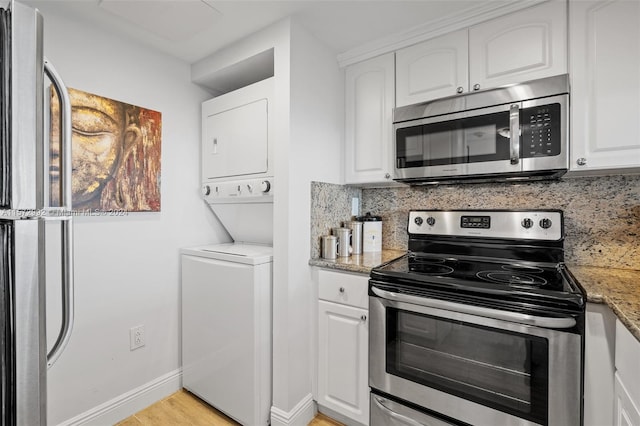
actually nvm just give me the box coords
[181,78,274,426]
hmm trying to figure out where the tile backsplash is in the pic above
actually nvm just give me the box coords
[311,175,640,270]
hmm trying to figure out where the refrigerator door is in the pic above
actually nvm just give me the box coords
[12,219,46,426]
[0,2,48,424]
[0,220,46,426]
[0,6,9,209]
[10,1,44,212]
[1,221,16,426]
[1,2,73,425]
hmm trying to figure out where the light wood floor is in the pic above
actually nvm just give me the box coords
[115,389,344,426]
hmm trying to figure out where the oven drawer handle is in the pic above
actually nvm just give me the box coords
[373,396,426,426]
[371,287,576,329]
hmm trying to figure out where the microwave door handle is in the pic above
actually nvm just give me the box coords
[509,103,520,165]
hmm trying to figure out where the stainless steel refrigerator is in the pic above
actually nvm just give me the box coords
[1,1,74,424]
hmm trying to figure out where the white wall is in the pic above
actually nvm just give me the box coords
[274,17,344,414]
[37,8,230,425]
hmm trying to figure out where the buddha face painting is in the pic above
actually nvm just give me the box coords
[50,88,162,211]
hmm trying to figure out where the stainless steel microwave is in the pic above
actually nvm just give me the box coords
[393,74,569,185]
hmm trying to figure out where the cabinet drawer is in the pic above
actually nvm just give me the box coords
[318,269,368,309]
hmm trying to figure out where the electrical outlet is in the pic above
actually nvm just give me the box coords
[351,197,359,216]
[130,325,145,351]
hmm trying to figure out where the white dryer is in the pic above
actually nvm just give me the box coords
[181,243,272,426]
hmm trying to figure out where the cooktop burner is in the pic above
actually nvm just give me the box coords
[476,270,548,287]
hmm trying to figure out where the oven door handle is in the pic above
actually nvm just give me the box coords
[373,396,427,426]
[371,286,576,329]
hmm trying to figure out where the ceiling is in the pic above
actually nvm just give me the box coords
[25,0,517,65]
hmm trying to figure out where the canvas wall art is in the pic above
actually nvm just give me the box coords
[50,87,162,212]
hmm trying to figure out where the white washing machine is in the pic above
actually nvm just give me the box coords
[181,243,272,426]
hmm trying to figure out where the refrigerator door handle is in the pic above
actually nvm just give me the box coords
[44,58,74,368]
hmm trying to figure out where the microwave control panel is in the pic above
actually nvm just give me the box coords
[521,103,561,158]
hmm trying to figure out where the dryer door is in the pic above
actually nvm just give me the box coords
[203,98,268,180]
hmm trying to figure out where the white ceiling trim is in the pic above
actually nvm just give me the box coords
[336,0,549,68]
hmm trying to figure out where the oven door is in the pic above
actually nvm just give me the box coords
[369,287,582,426]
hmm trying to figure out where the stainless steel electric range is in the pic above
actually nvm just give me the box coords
[369,210,585,426]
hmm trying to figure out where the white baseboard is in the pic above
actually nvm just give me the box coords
[271,394,315,426]
[56,368,182,426]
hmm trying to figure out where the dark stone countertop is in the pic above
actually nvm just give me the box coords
[310,255,640,343]
[568,265,640,342]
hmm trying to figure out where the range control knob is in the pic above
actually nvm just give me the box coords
[426,217,436,226]
[261,180,272,193]
[202,185,211,196]
[414,217,424,226]
[521,218,533,229]
[539,218,553,229]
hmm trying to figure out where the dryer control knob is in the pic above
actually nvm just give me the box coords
[202,185,211,196]
[261,180,272,193]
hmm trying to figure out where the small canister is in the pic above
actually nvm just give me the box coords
[357,212,382,253]
[344,220,363,255]
[321,235,338,260]
[332,227,352,257]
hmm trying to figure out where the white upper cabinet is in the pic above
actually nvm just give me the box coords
[345,53,395,185]
[395,1,567,107]
[469,0,567,92]
[569,0,640,174]
[395,29,469,107]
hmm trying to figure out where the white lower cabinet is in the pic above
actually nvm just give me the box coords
[614,373,640,426]
[584,303,616,426]
[614,319,640,426]
[317,269,369,426]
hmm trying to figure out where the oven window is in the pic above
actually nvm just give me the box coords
[396,111,511,168]
[386,308,548,425]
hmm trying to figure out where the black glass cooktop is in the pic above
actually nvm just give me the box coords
[370,252,585,311]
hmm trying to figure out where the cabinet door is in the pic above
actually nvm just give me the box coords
[395,29,469,106]
[202,98,269,180]
[469,0,567,91]
[584,303,616,426]
[569,0,640,173]
[614,373,640,426]
[345,53,395,185]
[317,300,369,425]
